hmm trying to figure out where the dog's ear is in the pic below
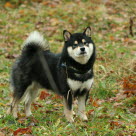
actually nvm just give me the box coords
[63,30,71,41]
[83,27,91,37]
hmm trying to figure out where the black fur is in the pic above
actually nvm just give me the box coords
[11,29,96,113]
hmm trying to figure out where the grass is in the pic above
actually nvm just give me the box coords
[0,0,136,135]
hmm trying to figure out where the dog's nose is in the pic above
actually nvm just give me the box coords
[80,47,85,52]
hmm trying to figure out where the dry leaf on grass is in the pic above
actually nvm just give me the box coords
[13,127,32,136]
[4,2,15,8]
[39,90,50,100]
[123,76,136,92]
[32,103,43,110]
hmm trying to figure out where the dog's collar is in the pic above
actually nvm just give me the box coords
[61,62,91,74]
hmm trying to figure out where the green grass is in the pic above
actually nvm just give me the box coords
[0,0,136,135]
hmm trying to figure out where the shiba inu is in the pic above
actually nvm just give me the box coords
[8,27,96,122]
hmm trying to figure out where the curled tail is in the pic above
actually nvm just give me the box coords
[23,31,50,52]
[15,31,50,69]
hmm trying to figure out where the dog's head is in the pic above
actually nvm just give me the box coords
[63,27,95,64]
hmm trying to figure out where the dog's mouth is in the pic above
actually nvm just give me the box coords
[80,51,86,55]
[76,52,87,57]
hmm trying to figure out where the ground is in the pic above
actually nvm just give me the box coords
[0,0,136,136]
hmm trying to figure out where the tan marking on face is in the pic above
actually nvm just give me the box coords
[82,39,86,43]
[74,41,78,44]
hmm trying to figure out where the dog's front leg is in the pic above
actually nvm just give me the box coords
[63,90,74,123]
[78,91,89,121]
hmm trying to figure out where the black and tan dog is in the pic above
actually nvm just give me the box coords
[8,27,96,122]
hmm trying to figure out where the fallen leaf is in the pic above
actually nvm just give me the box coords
[109,120,122,129]
[32,103,43,110]
[123,76,136,91]
[17,117,27,125]
[92,101,99,107]
[54,104,63,107]
[87,109,94,115]
[113,102,123,107]
[52,95,62,100]
[124,90,136,95]
[13,127,32,136]
[110,36,115,40]
[4,2,15,8]
[122,76,136,97]
[39,90,50,100]
[89,97,93,102]
[19,10,25,15]
[89,97,100,107]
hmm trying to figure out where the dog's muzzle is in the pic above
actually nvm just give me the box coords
[80,47,86,55]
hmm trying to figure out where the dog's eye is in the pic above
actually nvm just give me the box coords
[73,44,77,48]
[84,42,88,46]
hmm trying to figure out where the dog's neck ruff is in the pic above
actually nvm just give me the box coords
[61,62,91,75]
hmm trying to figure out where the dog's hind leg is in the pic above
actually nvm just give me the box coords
[24,82,39,117]
[7,82,32,118]
[7,93,21,118]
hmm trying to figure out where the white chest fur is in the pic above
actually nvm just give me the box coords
[67,78,94,92]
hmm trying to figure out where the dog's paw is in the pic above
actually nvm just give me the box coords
[66,115,74,123]
[81,114,88,121]
[25,111,32,117]
[64,110,74,123]
[78,112,88,121]
[72,111,76,116]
